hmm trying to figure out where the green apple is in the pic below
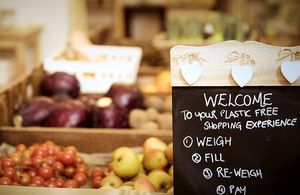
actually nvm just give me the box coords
[100,175,123,189]
[168,165,173,184]
[119,185,133,190]
[112,152,140,179]
[137,153,144,163]
[113,146,136,161]
[133,178,157,192]
[143,137,167,153]
[148,170,172,193]
[143,149,168,171]
[99,185,114,189]
[166,186,174,194]
[130,172,148,182]
[164,142,173,164]
[119,181,134,190]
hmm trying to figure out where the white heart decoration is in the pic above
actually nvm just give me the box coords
[231,65,253,87]
[281,61,300,83]
[181,63,202,85]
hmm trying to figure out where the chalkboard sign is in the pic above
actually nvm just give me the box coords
[171,41,300,195]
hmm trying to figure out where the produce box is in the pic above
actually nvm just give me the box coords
[44,45,142,93]
[0,68,173,193]
[0,68,172,152]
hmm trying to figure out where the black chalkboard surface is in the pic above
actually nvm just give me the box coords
[172,86,300,195]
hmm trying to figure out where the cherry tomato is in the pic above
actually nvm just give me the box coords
[45,156,56,166]
[92,176,103,188]
[61,152,75,166]
[10,153,22,165]
[31,175,45,187]
[75,155,85,164]
[33,148,46,157]
[23,150,33,158]
[44,180,56,187]
[64,146,77,155]
[63,179,79,188]
[38,165,53,180]
[1,158,16,169]
[19,174,31,186]
[53,161,64,175]
[27,169,37,178]
[73,172,87,186]
[22,157,32,167]
[90,167,106,179]
[75,164,88,175]
[16,144,27,152]
[4,167,16,180]
[31,155,44,168]
[46,147,56,156]
[64,166,76,178]
[0,177,12,185]
[54,178,64,188]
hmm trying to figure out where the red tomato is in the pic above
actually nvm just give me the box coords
[64,166,76,178]
[31,155,44,168]
[22,157,32,167]
[53,161,64,175]
[92,176,103,188]
[75,155,85,164]
[90,167,106,179]
[60,152,75,166]
[0,177,12,185]
[44,180,56,187]
[10,153,22,165]
[16,144,27,152]
[54,178,64,188]
[27,169,38,178]
[64,146,78,155]
[75,164,88,175]
[63,179,79,188]
[38,165,53,180]
[4,167,16,180]
[73,172,87,186]
[31,176,45,187]
[19,174,31,186]
[1,158,16,169]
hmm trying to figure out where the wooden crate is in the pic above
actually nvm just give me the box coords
[0,68,172,153]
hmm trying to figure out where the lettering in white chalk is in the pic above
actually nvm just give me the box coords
[246,118,297,129]
[196,136,232,147]
[203,92,272,108]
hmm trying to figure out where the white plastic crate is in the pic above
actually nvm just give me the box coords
[43,45,142,93]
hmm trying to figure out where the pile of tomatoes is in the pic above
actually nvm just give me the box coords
[0,140,105,188]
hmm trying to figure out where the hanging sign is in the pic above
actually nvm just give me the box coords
[171,41,300,195]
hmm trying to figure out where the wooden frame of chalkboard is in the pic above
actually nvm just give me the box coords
[171,41,300,195]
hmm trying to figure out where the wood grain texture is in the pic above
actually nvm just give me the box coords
[171,40,300,86]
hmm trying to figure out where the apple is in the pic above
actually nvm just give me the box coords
[148,170,172,193]
[119,181,134,190]
[113,146,136,161]
[99,185,114,189]
[112,152,140,179]
[164,142,173,164]
[166,186,174,194]
[143,149,168,171]
[130,173,148,182]
[168,165,173,179]
[143,137,167,153]
[119,185,133,190]
[133,178,157,192]
[137,153,144,163]
[100,175,123,189]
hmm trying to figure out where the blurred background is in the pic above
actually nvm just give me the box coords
[0,0,299,86]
